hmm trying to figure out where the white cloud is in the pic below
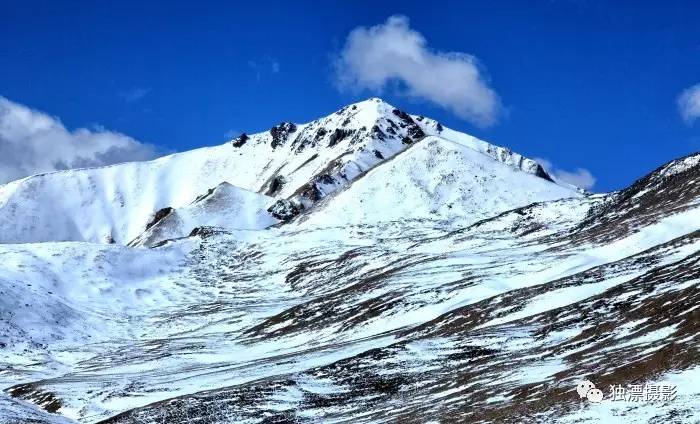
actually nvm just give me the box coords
[535,157,596,190]
[678,83,700,124]
[0,97,160,184]
[334,15,501,126]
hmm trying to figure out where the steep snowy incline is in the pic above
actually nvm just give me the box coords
[296,136,578,227]
[127,182,279,247]
[0,98,563,245]
[0,147,255,245]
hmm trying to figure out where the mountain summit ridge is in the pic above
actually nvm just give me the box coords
[0,98,575,245]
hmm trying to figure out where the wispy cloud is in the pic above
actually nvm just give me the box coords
[334,15,501,127]
[119,87,151,103]
[678,83,700,125]
[0,96,161,184]
[535,157,597,190]
[248,57,280,81]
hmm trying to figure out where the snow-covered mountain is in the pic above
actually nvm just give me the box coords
[127,182,279,247]
[295,135,574,227]
[0,98,569,245]
[1,100,698,424]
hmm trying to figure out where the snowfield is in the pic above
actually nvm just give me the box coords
[0,99,698,423]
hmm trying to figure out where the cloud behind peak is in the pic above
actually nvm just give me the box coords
[0,97,161,184]
[334,15,501,127]
[678,83,700,125]
[535,157,597,191]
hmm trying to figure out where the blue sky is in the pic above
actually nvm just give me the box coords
[1,0,699,191]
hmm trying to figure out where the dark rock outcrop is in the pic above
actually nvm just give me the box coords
[265,176,287,196]
[232,133,249,148]
[145,207,174,231]
[328,129,354,148]
[270,123,298,149]
[267,199,302,221]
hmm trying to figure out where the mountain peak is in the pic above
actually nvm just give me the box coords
[350,96,393,108]
[326,97,400,128]
[0,100,577,244]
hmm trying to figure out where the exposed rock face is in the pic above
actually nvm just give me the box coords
[534,163,555,182]
[267,198,302,221]
[327,128,354,147]
[145,207,173,230]
[231,133,249,148]
[392,108,425,140]
[270,122,297,149]
[264,175,287,196]
[187,226,224,239]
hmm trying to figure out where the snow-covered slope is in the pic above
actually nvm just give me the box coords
[2,102,698,424]
[0,98,567,245]
[127,182,279,247]
[297,136,576,227]
[2,152,699,423]
[0,151,254,245]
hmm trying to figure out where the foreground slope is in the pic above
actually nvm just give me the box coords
[1,152,699,423]
[0,99,566,245]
